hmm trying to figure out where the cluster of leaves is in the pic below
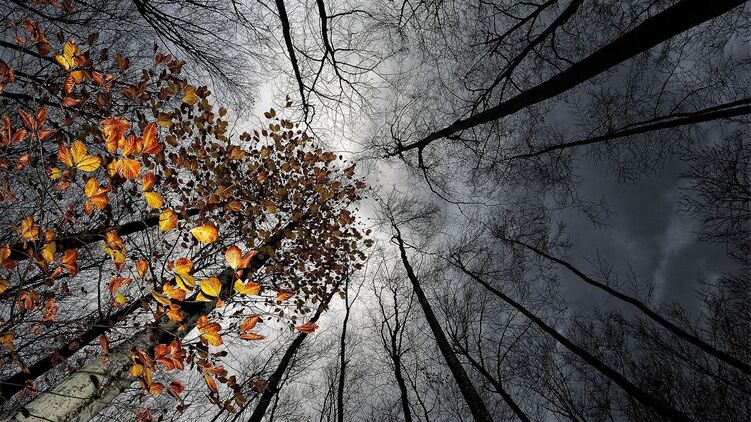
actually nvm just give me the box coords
[0,0,368,413]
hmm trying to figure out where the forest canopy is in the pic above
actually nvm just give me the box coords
[0,1,748,421]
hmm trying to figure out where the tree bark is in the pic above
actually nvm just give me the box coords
[392,0,747,155]
[3,266,233,422]
[392,223,494,422]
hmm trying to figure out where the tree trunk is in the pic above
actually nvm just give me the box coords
[453,342,530,422]
[0,292,147,404]
[3,267,233,422]
[247,286,339,422]
[502,236,750,373]
[391,342,413,422]
[452,259,692,421]
[336,277,350,422]
[392,223,494,422]
[393,0,747,155]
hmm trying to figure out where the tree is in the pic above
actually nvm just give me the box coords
[0,3,369,420]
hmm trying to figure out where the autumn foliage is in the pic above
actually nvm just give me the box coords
[0,1,367,415]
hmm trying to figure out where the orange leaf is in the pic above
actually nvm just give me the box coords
[148,382,164,395]
[100,117,130,153]
[99,334,110,354]
[240,332,266,341]
[163,282,186,301]
[296,322,319,334]
[19,216,39,240]
[60,249,78,275]
[141,171,156,192]
[197,315,223,346]
[168,380,185,397]
[57,143,73,167]
[166,303,184,322]
[275,290,294,302]
[141,123,162,155]
[203,373,218,394]
[154,339,185,371]
[191,225,218,244]
[116,158,141,180]
[241,315,261,332]
[135,259,148,278]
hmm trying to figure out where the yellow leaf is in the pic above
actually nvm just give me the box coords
[182,85,199,106]
[41,241,56,263]
[54,41,81,70]
[234,279,261,296]
[151,290,170,306]
[197,315,223,346]
[200,276,221,298]
[225,245,242,269]
[175,273,194,291]
[159,209,178,231]
[70,140,100,172]
[114,293,127,305]
[49,167,63,180]
[0,279,10,294]
[195,291,212,302]
[191,225,218,244]
[144,191,164,209]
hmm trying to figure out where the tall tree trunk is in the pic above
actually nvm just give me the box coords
[376,277,415,422]
[451,259,692,421]
[336,277,351,422]
[4,267,233,422]
[452,341,530,422]
[0,291,147,403]
[392,0,746,155]
[502,236,750,373]
[392,223,494,422]
[391,340,413,422]
[247,286,340,422]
